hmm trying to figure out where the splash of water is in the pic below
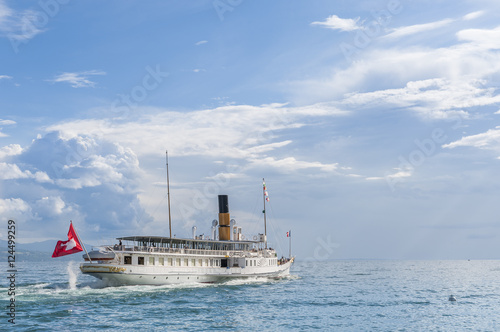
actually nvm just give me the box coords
[67,261,77,290]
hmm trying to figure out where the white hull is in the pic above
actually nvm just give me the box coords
[81,259,293,286]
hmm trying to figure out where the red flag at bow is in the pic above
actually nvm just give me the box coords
[52,223,83,258]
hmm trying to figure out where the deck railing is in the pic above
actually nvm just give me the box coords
[108,245,276,257]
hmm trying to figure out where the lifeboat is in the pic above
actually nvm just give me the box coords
[83,249,115,261]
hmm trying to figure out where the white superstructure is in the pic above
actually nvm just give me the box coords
[80,236,293,285]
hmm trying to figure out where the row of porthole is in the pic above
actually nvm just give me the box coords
[124,256,223,267]
[136,275,200,280]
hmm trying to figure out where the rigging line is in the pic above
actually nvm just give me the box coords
[266,202,285,255]
[248,191,262,234]
[148,194,168,224]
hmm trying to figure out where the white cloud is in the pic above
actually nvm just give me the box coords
[0,132,152,240]
[0,0,12,23]
[0,198,31,215]
[34,196,69,216]
[342,78,498,120]
[0,74,12,80]
[385,19,454,39]
[250,156,338,173]
[50,151,130,190]
[205,172,242,180]
[55,175,102,189]
[0,162,30,179]
[0,119,15,125]
[0,144,23,159]
[245,141,292,154]
[290,24,500,108]
[365,176,384,181]
[33,171,51,183]
[0,161,52,183]
[0,1,45,42]
[443,127,500,150]
[0,119,16,137]
[195,40,208,46]
[311,15,362,32]
[457,26,500,49]
[385,168,413,179]
[462,10,485,21]
[48,70,106,88]
[46,103,348,167]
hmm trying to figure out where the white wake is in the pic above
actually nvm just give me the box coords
[67,261,78,290]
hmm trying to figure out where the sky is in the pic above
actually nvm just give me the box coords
[1,0,500,260]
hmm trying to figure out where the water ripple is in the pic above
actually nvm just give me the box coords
[7,260,500,331]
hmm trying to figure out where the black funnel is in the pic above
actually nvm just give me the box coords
[218,195,229,213]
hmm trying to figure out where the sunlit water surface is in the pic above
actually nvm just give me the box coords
[2,260,500,330]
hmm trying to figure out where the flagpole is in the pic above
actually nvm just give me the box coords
[71,221,92,264]
[166,151,172,247]
[263,178,267,249]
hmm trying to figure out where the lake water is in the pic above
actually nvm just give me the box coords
[2,260,500,331]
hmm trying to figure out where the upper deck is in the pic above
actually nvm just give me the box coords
[87,236,277,261]
[117,236,263,252]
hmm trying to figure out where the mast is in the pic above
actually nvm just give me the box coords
[263,178,267,249]
[166,151,172,240]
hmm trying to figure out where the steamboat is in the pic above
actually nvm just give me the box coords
[80,154,293,285]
